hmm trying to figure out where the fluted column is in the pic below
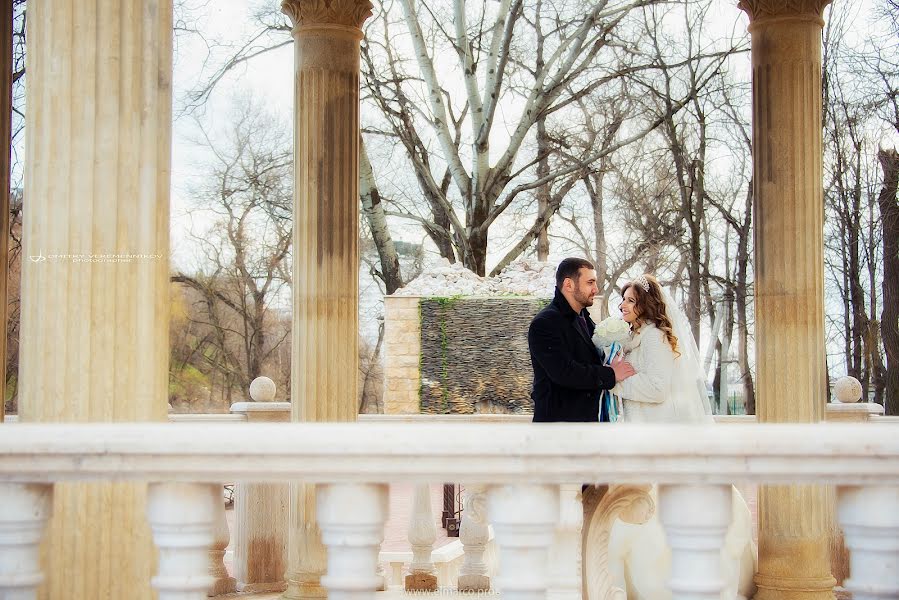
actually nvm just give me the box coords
[737,2,835,598]
[19,2,172,598]
[280,2,373,598]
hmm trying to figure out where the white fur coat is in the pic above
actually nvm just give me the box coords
[612,322,710,424]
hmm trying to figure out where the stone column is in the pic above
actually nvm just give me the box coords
[230,399,291,593]
[280,1,373,598]
[737,2,835,598]
[19,2,172,599]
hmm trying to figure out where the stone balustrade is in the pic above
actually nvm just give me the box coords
[3,401,890,598]
[0,422,897,600]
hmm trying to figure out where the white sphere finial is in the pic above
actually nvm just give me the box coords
[833,376,863,403]
[249,376,276,402]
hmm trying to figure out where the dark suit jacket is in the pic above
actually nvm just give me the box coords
[528,288,617,422]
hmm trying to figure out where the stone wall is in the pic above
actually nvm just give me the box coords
[383,295,546,414]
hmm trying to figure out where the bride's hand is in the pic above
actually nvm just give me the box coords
[611,355,635,382]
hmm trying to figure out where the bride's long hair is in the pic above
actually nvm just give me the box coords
[621,274,680,357]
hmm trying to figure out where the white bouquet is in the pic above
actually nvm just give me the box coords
[592,316,630,355]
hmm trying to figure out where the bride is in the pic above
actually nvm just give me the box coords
[601,274,757,600]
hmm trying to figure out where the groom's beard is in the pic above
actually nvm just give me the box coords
[574,290,594,307]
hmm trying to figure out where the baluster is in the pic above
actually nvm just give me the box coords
[208,485,236,595]
[658,484,731,600]
[147,482,217,600]
[548,484,584,600]
[375,561,387,592]
[0,483,52,600]
[406,483,438,591]
[838,485,899,600]
[488,484,559,600]
[317,483,389,600]
[458,484,490,592]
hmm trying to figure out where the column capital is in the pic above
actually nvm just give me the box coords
[281,0,373,31]
[737,0,831,24]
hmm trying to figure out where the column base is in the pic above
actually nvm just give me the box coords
[458,574,490,592]
[239,580,286,594]
[755,571,836,600]
[282,580,327,600]
[755,499,836,600]
[209,576,237,596]
[405,573,438,591]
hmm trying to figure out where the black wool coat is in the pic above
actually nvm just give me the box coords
[528,288,617,422]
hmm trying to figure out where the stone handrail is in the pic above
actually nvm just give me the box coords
[1,422,897,484]
[1,422,897,600]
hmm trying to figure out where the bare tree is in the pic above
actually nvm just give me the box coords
[171,101,293,408]
[707,87,756,414]
[363,0,694,275]
[625,1,744,342]
[360,137,404,294]
[820,5,895,404]
[878,148,899,415]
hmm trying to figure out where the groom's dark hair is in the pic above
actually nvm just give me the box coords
[555,257,595,289]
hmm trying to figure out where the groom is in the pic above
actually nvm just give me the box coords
[528,257,634,422]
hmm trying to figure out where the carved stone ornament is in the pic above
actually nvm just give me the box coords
[583,484,654,600]
[281,0,373,30]
[737,0,832,22]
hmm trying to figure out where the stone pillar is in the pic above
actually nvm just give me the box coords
[280,1,373,598]
[230,400,291,593]
[737,2,835,598]
[384,295,423,414]
[19,2,172,599]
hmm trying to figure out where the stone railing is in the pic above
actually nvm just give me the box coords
[4,401,889,597]
[1,422,898,600]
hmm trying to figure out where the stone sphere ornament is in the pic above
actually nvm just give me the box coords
[249,376,277,402]
[833,376,863,403]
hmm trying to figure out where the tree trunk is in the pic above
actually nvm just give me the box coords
[736,182,755,415]
[536,118,551,261]
[360,139,404,294]
[718,291,735,415]
[590,171,610,319]
[466,224,489,277]
[847,180,870,393]
[360,321,385,414]
[877,148,899,415]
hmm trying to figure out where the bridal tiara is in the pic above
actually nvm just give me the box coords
[635,275,650,292]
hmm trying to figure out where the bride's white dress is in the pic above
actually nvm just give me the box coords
[607,323,757,600]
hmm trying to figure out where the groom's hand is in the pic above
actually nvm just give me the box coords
[610,355,635,382]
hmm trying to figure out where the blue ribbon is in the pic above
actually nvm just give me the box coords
[602,341,620,423]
